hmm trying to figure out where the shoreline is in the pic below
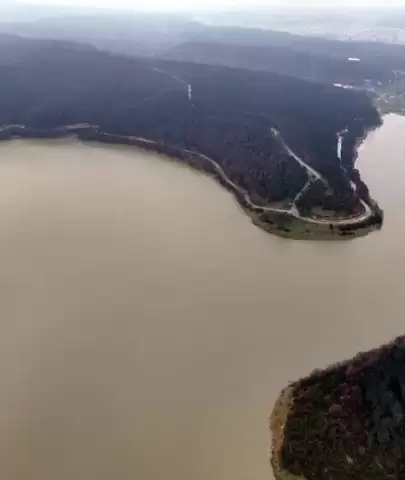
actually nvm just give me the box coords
[0,124,383,240]
[270,387,304,480]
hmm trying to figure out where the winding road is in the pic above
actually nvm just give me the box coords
[135,69,371,227]
[269,128,373,225]
[0,123,374,229]
[180,139,373,227]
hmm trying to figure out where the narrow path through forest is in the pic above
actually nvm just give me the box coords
[0,124,374,228]
[152,67,193,102]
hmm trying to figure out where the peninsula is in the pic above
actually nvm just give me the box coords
[0,35,383,239]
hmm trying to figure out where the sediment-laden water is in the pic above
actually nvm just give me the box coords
[0,115,403,479]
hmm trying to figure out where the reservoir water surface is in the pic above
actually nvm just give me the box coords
[0,114,403,480]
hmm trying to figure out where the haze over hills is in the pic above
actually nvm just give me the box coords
[198,6,405,44]
[0,1,104,21]
[4,11,405,93]
[0,11,200,56]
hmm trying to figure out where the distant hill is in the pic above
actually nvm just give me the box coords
[192,26,405,72]
[3,12,405,71]
[162,41,394,88]
[2,15,405,92]
[0,13,201,56]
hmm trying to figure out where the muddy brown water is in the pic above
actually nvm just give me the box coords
[0,114,403,479]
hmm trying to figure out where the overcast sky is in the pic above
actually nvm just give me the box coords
[8,0,405,12]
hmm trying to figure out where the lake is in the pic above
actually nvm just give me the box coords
[0,114,403,480]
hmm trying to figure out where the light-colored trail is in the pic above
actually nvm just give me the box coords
[271,128,328,186]
[152,67,193,102]
[0,124,374,228]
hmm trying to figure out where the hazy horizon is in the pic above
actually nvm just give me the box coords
[4,0,405,13]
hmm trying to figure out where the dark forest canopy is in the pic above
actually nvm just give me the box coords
[193,25,405,72]
[0,35,381,218]
[162,41,395,88]
[273,335,405,480]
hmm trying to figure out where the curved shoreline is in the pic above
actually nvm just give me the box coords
[270,387,305,480]
[0,124,383,240]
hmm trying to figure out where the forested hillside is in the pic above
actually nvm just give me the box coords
[0,35,381,220]
[194,26,405,71]
[0,14,201,57]
[4,13,405,74]
[163,41,395,88]
[3,14,405,112]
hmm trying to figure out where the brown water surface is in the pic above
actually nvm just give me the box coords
[0,115,403,479]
